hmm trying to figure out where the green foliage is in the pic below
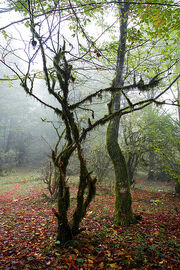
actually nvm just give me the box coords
[121,106,180,182]
[1,30,8,39]
[135,1,180,39]
[141,107,180,181]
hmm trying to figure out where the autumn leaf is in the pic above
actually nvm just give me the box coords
[109,263,121,269]
[0,177,179,270]
[99,262,104,268]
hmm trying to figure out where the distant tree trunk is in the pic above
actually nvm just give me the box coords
[147,149,155,181]
[175,181,180,198]
[5,120,13,153]
[16,146,26,167]
[0,161,3,176]
[127,153,139,185]
[106,0,134,225]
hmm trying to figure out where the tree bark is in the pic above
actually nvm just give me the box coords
[106,0,134,225]
[54,111,96,243]
[177,81,180,122]
[53,146,73,243]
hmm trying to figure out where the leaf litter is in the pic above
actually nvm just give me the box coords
[0,182,179,269]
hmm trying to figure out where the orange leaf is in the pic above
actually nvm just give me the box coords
[99,262,104,269]
[125,255,132,258]
[109,263,120,269]
[88,256,95,260]
[73,249,79,254]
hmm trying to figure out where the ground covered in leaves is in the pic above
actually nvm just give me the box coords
[0,173,179,270]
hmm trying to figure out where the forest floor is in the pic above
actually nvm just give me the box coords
[0,170,179,270]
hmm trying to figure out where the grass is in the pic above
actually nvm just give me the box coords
[0,168,44,195]
[134,179,175,193]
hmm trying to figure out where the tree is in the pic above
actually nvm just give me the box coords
[105,0,180,224]
[0,0,179,243]
[85,132,112,183]
[143,108,180,182]
[120,114,145,185]
[120,107,180,184]
[106,1,135,225]
[0,0,122,243]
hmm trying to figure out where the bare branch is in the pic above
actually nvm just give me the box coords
[155,74,180,100]
[79,74,180,141]
[30,93,62,115]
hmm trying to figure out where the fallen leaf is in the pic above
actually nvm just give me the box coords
[109,263,120,269]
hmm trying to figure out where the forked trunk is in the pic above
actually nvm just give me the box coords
[54,114,96,244]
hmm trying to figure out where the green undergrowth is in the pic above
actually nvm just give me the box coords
[0,168,43,195]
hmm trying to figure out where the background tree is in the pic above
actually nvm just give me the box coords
[105,0,180,224]
[120,114,145,185]
[85,131,112,183]
[106,0,135,225]
[120,106,180,185]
